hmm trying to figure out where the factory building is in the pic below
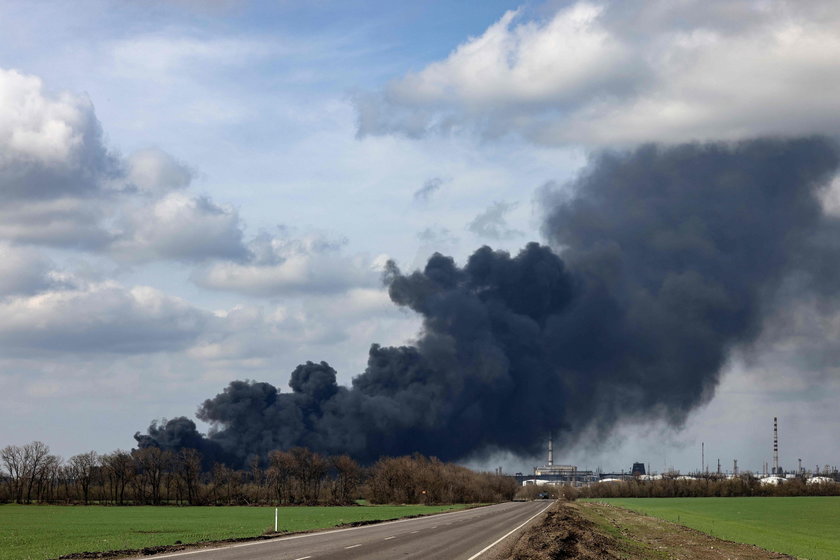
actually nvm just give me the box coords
[512,435,655,487]
[514,434,597,487]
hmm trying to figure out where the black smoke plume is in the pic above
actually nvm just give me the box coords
[137,137,840,466]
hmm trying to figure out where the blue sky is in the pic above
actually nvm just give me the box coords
[1,0,840,474]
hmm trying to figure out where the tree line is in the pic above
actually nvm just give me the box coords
[0,441,517,506]
[573,475,840,499]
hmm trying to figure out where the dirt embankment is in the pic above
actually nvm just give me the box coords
[508,500,794,560]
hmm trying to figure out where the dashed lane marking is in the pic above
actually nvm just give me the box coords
[345,544,362,549]
[384,536,396,540]
[135,504,502,559]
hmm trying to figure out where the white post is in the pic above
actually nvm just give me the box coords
[274,507,278,532]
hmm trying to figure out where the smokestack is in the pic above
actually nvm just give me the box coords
[548,432,554,466]
[773,417,779,475]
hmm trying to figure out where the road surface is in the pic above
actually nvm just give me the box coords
[147,500,552,560]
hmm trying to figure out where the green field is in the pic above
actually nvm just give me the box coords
[594,497,840,560]
[0,504,471,560]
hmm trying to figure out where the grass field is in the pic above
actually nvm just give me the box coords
[0,503,472,560]
[593,496,840,560]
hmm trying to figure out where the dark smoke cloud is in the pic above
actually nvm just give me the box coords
[137,137,840,466]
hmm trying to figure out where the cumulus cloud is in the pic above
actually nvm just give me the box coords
[111,193,247,263]
[192,229,381,297]
[0,68,118,199]
[0,197,112,249]
[0,244,57,296]
[468,201,522,240]
[0,281,208,355]
[126,148,193,195]
[0,66,257,265]
[355,1,840,146]
[0,68,124,248]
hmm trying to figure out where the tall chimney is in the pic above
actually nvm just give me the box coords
[773,417,779,475]
[548,432,554,466]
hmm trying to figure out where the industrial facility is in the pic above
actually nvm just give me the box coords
[513,420,839,487]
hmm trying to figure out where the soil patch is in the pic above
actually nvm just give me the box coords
[509,501,795,560]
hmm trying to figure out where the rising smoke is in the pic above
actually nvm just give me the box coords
[136,137,840,466]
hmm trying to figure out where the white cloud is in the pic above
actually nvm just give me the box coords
[192,229,381,296]
[126,148,192,194]
[111,35,278,76]
[0,67,257,264]
[0,281,207,354]
[0,244,55,295]
[112,193,247,262]
[0,197,112,249]
[356,1,840,146]
[0,68,100,169]
[0,67,120,231]
[0,67,120,247]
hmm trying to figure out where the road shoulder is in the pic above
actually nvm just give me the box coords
[506,500,795,560]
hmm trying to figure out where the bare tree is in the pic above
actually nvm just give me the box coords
[133,447,172,505]
[330,455,361,504]
[176,449,203,505]
[101,450,134,505]
[267,450,294,504]
[211,463,241,505]
[68,452,98,504]
[37,454,63,503]
[21,442,51,503]
[290,447,327,505]
[1,445,25,503]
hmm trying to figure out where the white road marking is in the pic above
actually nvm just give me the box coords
[410,530,419,534]
[140,504,496,559]
[384,536,396,540]
[465,502,553,560]
[345,544,361,549]
[293,557,312,560]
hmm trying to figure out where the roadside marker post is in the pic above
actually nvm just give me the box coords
[275,507,278,532]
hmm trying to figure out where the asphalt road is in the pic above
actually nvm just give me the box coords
[147,500,552,560]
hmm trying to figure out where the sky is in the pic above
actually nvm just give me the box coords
[1,0,840,475]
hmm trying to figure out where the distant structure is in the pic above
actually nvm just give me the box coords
[631,462,646,476]
[773,417,780,475]
[517,434,596,487]
[547,432,553,466]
